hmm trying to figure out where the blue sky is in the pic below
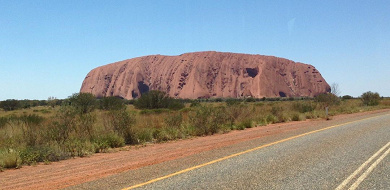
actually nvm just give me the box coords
[1,0,389,100]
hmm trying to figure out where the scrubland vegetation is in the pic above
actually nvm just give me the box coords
[1,91,389,170]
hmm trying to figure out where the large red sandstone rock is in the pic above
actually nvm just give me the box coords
[80,51,330,99]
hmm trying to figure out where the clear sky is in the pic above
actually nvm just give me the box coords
[1,0,389,100]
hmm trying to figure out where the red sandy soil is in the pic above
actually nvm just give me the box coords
[0,109,388,190]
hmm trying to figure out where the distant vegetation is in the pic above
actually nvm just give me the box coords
[0,91,389,170]
[134,90,184,110]
[361,91,381,106]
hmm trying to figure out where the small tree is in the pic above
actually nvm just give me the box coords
[361,91,380,106]
[331,83,341,97]
[99,96,126,111]
[68,93,97,114]
[342,95,354,100]
[315,93,340,107]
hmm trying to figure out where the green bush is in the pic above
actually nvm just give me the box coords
[99,96,126,111]
[78,113,97,139]
[64,139,95,158]
[271,106,283,115]
[225,104,252,127]
[136,128,154,143]
[103,110,136,144]
[291,113,301,121]
[190,105,228,136]
[190,101,201,107]
[49,106,78,144]
[342,95,354,100]
[153,128,179,142]
[266,114,278,124]
[20,145,66,164]
[134,90,184,110]
[237,119,252,130]
[226,98,242,106]
[278,113,290,123]
[93,133,125,152]
[361,91,380,106]
[315,93,340,107]
[0,149,21,169]
[164,113,183,128]
[68,93,97,114]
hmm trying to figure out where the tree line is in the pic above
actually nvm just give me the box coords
[0,90,383,112]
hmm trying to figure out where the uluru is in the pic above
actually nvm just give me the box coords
[80,51,330,99]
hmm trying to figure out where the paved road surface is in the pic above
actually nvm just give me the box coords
[68,113,389,190]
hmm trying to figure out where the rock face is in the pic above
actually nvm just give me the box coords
[80,51,330,99]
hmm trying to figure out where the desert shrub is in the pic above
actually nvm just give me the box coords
[64,138,95,157]
[68,93,97,114]
[49,106,78,144]
[124,99,136,105]
[271,106,283,117]
[190,105,228,136]
[342,95,354,100]
[134,90,184,110]
[291,113,302,121]
[190,101,201,107]
[136,128,154,143]
[237,119,253,130]
[292,101,316,113]
[77,113,96,139]
[315,93,340,107]
[19,114,45,125]
[17,114,45,147]
[0,149,21,169]
[226,104,243,126]
[226,98,242,106]
[266,114,278,124]
[361,91,380,106]
[168,100,186,110]
[153,128,179,142]
[99,96,126,111]
[0,114,45,148]
[19,145,66,164]
[153,129,170,142]
[164,113,183,128]
[93,133,125,152]
[278,113,291,123]
[245,97,257,102]
[103,109,136,144]
[225,104,252,127]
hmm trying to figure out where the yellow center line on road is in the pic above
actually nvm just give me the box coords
[122,114,389,190]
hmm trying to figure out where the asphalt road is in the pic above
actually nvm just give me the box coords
[68,113,390,190]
